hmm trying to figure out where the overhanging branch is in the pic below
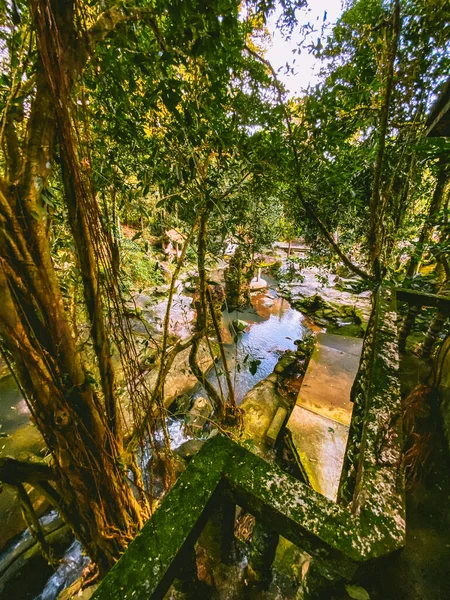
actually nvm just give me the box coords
[244,45,374,282]
[85,4,166,56]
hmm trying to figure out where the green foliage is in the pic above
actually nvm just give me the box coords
[271,0,450,279]
[345,584,371,600]
[2,0,449,316]
[119,236,165,291]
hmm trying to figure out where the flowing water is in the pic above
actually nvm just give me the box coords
[34,540,90,600]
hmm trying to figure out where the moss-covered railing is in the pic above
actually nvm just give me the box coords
[93,286,405,599]
[397,288,450,357]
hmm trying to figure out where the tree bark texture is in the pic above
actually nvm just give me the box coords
[368,0,401,279]
[0,0,150,574]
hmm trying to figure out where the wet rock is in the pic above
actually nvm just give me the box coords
[278,268,372,324]
[231,319,248,333]
[334,276,364,291]
[147,294,195,340]
[130,293,152,310]
[328,323,365,338]
[260,297,274,308]
[292,291,367,331]
[185,397,213,435]
[240,376,286,451]
[121,340,216,427]
[153,283,171,296]
[175,439,206,460]
[274,353,297,375]
[157,261,173,282]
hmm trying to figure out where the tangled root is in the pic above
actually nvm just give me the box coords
[402,384,434,489]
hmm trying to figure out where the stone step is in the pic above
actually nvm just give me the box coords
[286,332,363,500]
[296,333,363,426]
[287,406,349,501]
[266,406,288,447]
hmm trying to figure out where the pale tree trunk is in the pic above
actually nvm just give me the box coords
[368,0,401,280]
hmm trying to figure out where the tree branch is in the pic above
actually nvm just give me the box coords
[0,457,56,486]
[85,4,166,56]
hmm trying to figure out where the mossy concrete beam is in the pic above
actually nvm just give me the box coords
[338,285,405,539]
[93,287,405,600]
[396,287,450,314]
[351,288,405,556]
[92,436,231,600]
[94,435,405,599]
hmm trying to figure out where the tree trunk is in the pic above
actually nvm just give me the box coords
[368,0,401,279]
[60,163,119,438]
[206,287,236,410]
[0,0,148,575]
[406,159,449,277]
[189,208,225,417]
[0,252,143,574]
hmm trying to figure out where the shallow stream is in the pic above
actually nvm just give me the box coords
[0,277,309,599]
[193,280,310,403]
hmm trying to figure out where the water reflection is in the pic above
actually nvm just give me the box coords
[197,286,309,404]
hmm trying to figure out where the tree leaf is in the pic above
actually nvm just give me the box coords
[345,584,370,600]
[249,358,261,376]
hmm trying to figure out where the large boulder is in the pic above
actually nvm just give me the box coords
[240,374,286,452]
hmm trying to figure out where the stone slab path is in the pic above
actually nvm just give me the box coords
[287,333,363,501]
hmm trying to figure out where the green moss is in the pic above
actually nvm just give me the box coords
[93,288,405,599]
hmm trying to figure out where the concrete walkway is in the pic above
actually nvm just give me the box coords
[286,333,363,501]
